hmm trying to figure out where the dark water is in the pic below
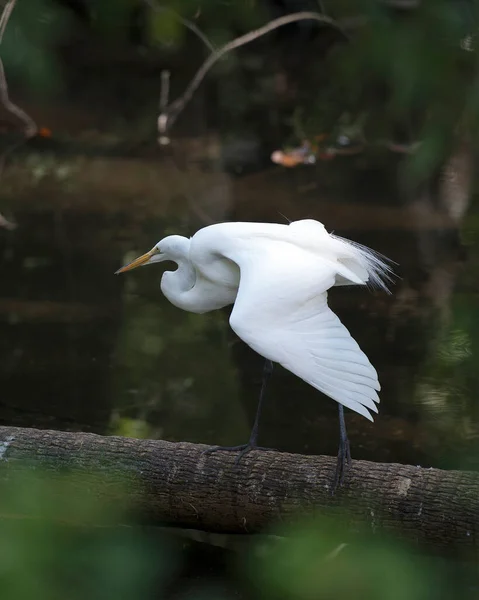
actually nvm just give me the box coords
[0,19,477,600]
[1,147,478,472]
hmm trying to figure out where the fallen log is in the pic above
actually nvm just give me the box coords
[0,426,477,560]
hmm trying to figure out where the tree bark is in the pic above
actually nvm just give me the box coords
[0,426,477,560]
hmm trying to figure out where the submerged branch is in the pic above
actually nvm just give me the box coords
[0,425,477,559]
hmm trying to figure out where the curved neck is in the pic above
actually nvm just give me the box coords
[160,258,236,314]
[161,259,199,311]
[157,234,238,314]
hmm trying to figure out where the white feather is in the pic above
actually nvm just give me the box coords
[287,218,395,292]
[119,218,395,421]
[227,241,381,420]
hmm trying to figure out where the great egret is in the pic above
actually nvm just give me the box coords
[116,219,394,491]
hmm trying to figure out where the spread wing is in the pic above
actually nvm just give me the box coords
[228,244,380,420]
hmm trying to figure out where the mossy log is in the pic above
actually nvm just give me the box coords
[0,426,477,560]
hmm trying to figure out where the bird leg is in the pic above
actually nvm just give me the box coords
[202,359,275,464]
[331,404,352,494]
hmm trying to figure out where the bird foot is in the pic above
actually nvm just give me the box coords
[330,439,352,495]
[202,443,275,465]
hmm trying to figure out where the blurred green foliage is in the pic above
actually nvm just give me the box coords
[3,0,479,180]
[300,0,479,182]
[1,468,476,600]
[0,467,172,600]
[2,0,71,94]
[248,516,440,600]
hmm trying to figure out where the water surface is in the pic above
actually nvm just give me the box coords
[1,147,478,472]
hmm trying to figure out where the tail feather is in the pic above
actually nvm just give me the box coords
[287,219,396,293]
[330,234,396,294]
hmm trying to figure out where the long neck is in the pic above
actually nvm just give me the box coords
[160,257,236,314]
[160,259,199,311]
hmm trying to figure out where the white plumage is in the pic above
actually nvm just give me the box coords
[116,219,393,422]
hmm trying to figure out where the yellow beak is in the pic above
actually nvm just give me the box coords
[115,249,156,274]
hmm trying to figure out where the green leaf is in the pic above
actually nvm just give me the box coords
[147,9,184,47]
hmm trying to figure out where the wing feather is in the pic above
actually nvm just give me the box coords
[229,244,381,421]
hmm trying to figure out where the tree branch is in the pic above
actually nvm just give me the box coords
[0,0,15,41]
[0,425,477,560]
[160,11,346,132]
[142,0,215,52]
[0,0,37,137]
[0,0,37,229]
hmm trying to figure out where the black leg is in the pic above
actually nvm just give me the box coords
[245,358,273,447]
[331,404,352,494]
[203,359,275,463]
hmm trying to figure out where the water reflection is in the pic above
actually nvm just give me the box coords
[0,145,478,471]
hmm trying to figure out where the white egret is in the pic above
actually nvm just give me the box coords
[116,219,394,491]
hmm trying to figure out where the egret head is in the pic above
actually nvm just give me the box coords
[115,235,190,274]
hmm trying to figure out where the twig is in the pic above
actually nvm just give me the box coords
[157,69,170,144]
[0,0,36,137]
[0,58,36,137]
[316,0,327,15]
[0,0,15,42]
[142,0,215,52]
[0,0,38,229]
[159,11,346,132]
[159,69,170,112]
